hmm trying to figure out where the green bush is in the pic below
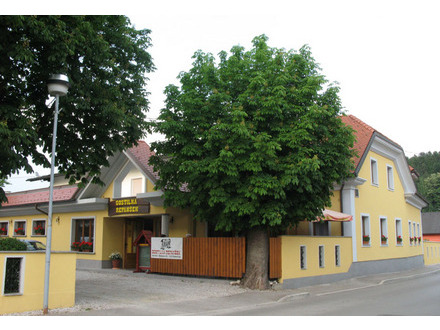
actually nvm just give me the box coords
[0,237,27,251]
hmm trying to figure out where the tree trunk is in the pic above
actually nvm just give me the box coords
[241,227,270,290]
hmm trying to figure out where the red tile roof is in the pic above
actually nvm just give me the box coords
[340,115,376,169]
[3,185,79,207]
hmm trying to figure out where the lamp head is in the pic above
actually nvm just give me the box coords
[47,74,70,96]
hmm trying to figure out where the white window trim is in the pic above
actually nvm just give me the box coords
[395,218,403,246]
[379,216,388,246]
[370,157,379,186]
[31,218,47,237]
[386,164,394,191]
[0,221,9,237]
[13,219,27,237]
[408,220,413,245]
[361,213,371,246]
[2,255,25,296]
[71,216,96,253]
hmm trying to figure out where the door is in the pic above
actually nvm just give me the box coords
[124,218,156,269]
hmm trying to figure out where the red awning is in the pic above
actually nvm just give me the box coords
[315,209,353,222]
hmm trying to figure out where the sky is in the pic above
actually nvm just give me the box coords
[5,0,440,192]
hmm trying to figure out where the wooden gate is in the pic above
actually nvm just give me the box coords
[150,236,282,280]
[151,237,246,278]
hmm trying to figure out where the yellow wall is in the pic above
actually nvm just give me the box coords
[0,251,76,314]
[355,151,423,262]
[280,235,352,283]
[424,241,440,265]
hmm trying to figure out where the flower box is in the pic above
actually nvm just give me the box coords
[34,225,45,235]
[397,236,403,244]
[14,228,25,236]
[381,235,388,244]
[71,241,93,252]
[362,235,370,243]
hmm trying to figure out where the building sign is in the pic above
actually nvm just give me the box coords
[108,198,150,216]
[151,237,183,260]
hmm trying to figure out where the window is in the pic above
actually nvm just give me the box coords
[413,222,417,244]
[131,177,143,196]
[32,219,46,236]
[13,220,26,236]
[0,221,8,236]
[371,158,378,186]
[396,219,402,245]
[319,245,325,268]
[417,223,421,244]
[71,218,95,252]
[300,246,307,270]
[361,214,370,246]
[335,245,341,267]
[387,165,394,190]
[380,217,388,245]
[3,257,24,295]
[409,221,412,245]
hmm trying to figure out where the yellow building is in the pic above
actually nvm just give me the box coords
[0,116,430,291]
[0,141,205,270]
[280,115,428,288]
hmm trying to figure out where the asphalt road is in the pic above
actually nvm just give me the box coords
[210,269,440,316]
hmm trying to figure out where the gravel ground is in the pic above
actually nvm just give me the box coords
[4,269,252,316]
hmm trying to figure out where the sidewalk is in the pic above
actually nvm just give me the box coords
[48,264,440,316]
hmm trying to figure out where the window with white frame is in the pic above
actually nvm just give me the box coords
[396,219,402,245]
[361,215,370,245]
[300,246,307,270]
[387,165,394,190]
[380,217,388,245]
[413,222,417,244]
[319,245,325,268]
[0,221,8,236]
[371,158,378,186]
[335,245,341,267]
[417,223,421,244]
[13,220,26,236]
[409,221,412,245]
[32,219,46,236]
[3,256,24,295]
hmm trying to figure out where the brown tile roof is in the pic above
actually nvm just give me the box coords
[125,140,159,182]
[3,185,79,207]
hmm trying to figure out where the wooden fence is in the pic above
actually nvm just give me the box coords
[150,237,282,279]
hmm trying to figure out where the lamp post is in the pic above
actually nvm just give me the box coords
[43,74,70,315]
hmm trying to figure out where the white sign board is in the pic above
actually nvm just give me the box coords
[151,237,183,260]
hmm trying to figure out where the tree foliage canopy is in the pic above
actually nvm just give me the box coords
[408,151,440,212]
[0,15,154,201]
[148,35,355,234]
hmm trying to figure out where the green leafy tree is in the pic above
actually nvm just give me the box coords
[408,151,440,211]
[420,173,440,212]
[148,35,355,289]
[0,15,154,203]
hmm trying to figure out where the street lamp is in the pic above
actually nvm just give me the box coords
[43,74,70,315]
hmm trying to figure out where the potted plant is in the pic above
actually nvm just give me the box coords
[79,241,93,252]
[410,237,414,244]
[34,225,45,235]
[71,242,81,251]
[397,236,403,244]
[0,227,7,236]
[362,235,370,244]
[381,235,388,244]
[418,237,422,243]
[14,228,25,236]
[109,251,122,269]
